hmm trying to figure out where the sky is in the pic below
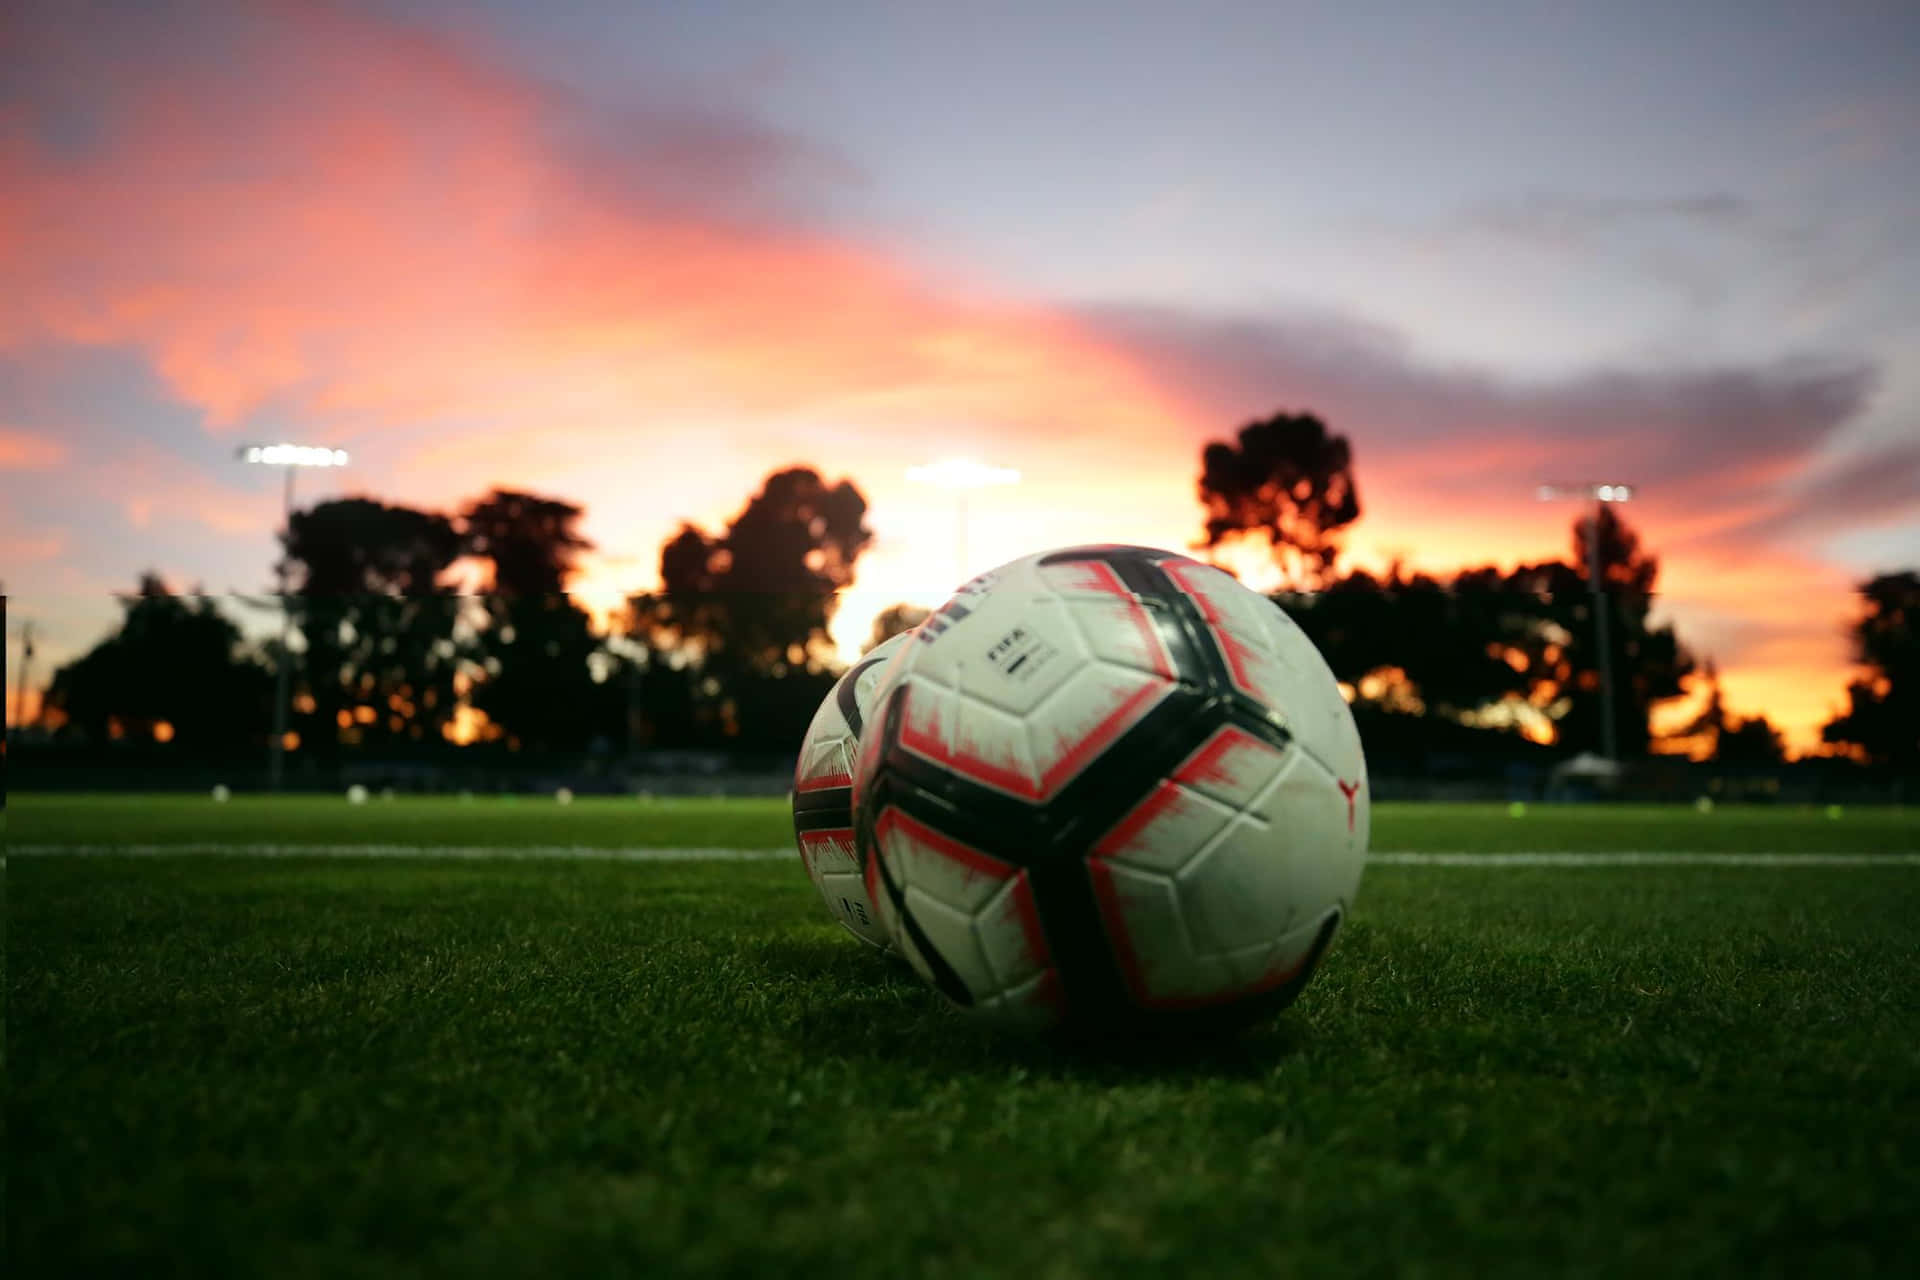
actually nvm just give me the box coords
[3,0,1917,753]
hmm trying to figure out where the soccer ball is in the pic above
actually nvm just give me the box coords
[791,631,916,951]
[346,784,369,805]
[850,545,1368,1034]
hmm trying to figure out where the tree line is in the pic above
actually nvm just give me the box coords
[25,416,1918,771]
[37,468,880,761]
[1197,410,1913,770]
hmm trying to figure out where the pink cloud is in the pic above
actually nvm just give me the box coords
[0,428,68,469]
[1,0,1182,445]
[0,528,66,562]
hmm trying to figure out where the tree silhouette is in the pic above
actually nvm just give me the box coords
[460,489,620,753]
[287,498,461,596]
[1662,660,1785,764]
[633,466,872,673]
[629,466,872,750]
[865,603,929,653]
[1563,504,1691,756]
[1572,502,1658,598]
[1198,411,1359,589]
[1717,713,1786,766]
[42,574,272,749]
[1822,570,1919,769]
[283,498,467,755]
[1280,507,1690,756]
[1458,506,1689,757]
[1282,566,1528,716]
[461,489,594,597]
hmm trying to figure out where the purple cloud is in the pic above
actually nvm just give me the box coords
[1074,303,1887,540]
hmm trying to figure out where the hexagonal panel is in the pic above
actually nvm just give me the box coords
[950,594,1085,717]
[1067,596,1174,680]
[975,871,1052,994]
[1264,749,1367,921]
[1089,860,1202,1005]
[1173,724,1288,810]
[901,887,995,997]
[1160,559,1305,710]
[1091,780,1236,875]
[794,732,853,792]
[797,827,888,946]
[1037,556,1135,601]
[1039,559,1174,681]
[1263,612,1368,783]
[895,680,1040,800]
[1023,662,1172,799]
[1089,730,1342,1011]
[1175,810,1300,956]
[871,807,1061,1015]
[798,826,858,880]
[1093,845,1336,1011]
[875,807,1013,913]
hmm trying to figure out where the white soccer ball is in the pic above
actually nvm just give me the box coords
[850,546,1369,1034]
[210,784,231,803]
[792,631,916,951]
[346,784,369,805]
[555,787,575,806]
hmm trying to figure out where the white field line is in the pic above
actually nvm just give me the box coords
[1368,852,1919,867]
[4,845,1915,866]
[7,844,793,861]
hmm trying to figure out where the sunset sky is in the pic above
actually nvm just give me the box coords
[4,0,1917,753]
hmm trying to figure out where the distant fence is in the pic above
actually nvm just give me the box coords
[6,741,791,798]
[7,739,1910,806]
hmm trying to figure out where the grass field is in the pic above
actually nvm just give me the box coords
[9,794,1920,1278]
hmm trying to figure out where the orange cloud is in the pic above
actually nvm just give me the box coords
[0,428,68,469]
[2,0,1185,444]
[2,0,1194,548]
[0,529,67,562]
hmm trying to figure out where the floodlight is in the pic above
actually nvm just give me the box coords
[1534,479,1638,764]
[908,457,1021,583]
[234,441,351,790]
[238,443,350,467]
[1539,481,1633,504]
[907,458,1021,490]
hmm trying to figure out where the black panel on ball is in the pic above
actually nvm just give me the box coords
[791,785,853,835]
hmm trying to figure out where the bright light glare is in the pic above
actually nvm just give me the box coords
[239,443,350,467]
[906,457,1021,490]
[1538,482,1634,503]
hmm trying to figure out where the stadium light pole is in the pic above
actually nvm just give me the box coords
[10,618,33,741]
[237,443,350,790]
[907,458,1021,587]
[1536,482,1635,764]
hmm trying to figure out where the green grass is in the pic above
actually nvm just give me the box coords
[8,796,1920,1278]
[11,792,1918,853]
